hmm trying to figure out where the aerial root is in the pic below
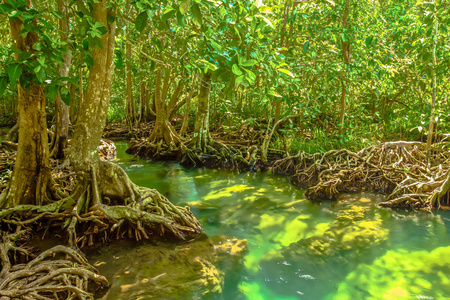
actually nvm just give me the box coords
[0,230,108,300]
[273,141,450,209]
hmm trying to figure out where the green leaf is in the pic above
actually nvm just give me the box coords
[235,75,245,85]
[303,41,309,53]
[84,54,94,67]
[256,15,274,29]
[0,77,7,95]
[162,7,177,21]
[108,16,115,24]
[232,64,243,75]
[115,50,123,69]
[82,38,89,50]
[241,59,257,67]
[192,3,202,27]
[197,59,217,72]
[246,70,256,82]
[135,11,148,32]
[278,68,295,78]
[177,11,185,27]
[40,19,55,30]
[51,11,63,19]
[179,0,190,15]
[365,36,373,47]
[60,89,72,106]
[0,3,14,14]
[32,42,42,51]
[209,39,221,51]
[8,64,22,84]
[48,84,59,100]
[35,68,45,83]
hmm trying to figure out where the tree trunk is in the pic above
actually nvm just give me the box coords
[180,78,196,136]
[339,83,346,125]
[191,72,212,151]
[1,5,52,208]
[426,11,438,164]
[50,0,71,159]
[138,64,153,122]
[275,99,281,120]
[68,0,116,203]
[148,69,182,147]
[125,31,136,127]
[339,0,350,127]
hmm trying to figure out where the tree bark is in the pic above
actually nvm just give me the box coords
[426,10,438,164]
[339,0,350,127]
[148,69,182,146]
[50,0,71,159]
[125,30,136,127]
[1,2,52,208]
[191,72,212,151]
[138,59,154,122]
[180,78,196,136]
[69,0,116,201]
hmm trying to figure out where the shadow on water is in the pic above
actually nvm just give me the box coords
[88,142,450,299]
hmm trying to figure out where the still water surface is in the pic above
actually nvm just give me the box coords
[90,142,450,299]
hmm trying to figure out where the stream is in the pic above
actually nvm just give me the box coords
[89,142,450,300]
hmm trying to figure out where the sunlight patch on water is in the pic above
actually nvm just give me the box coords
[327,246,450,300]
[203,184,255,201]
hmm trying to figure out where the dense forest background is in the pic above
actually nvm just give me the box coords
[1,0,449,154]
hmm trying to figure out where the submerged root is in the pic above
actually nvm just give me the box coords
[0,230,108,300]
[273,141,450,209]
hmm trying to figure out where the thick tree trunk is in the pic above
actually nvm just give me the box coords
[50,0,71,159]
[66,1,201,241]
[191,72,212,151]
[1,8,52,208]
[69,0,116,200]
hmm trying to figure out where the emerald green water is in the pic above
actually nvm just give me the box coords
[92,142,450,300]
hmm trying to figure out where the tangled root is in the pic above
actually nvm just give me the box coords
[0,230,108,300]
[273,141,450,209]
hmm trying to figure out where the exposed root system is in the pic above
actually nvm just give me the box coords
[273,141,450,209]
[126,120,283,171]
[0,137,203,298]
[0,230,108,300]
